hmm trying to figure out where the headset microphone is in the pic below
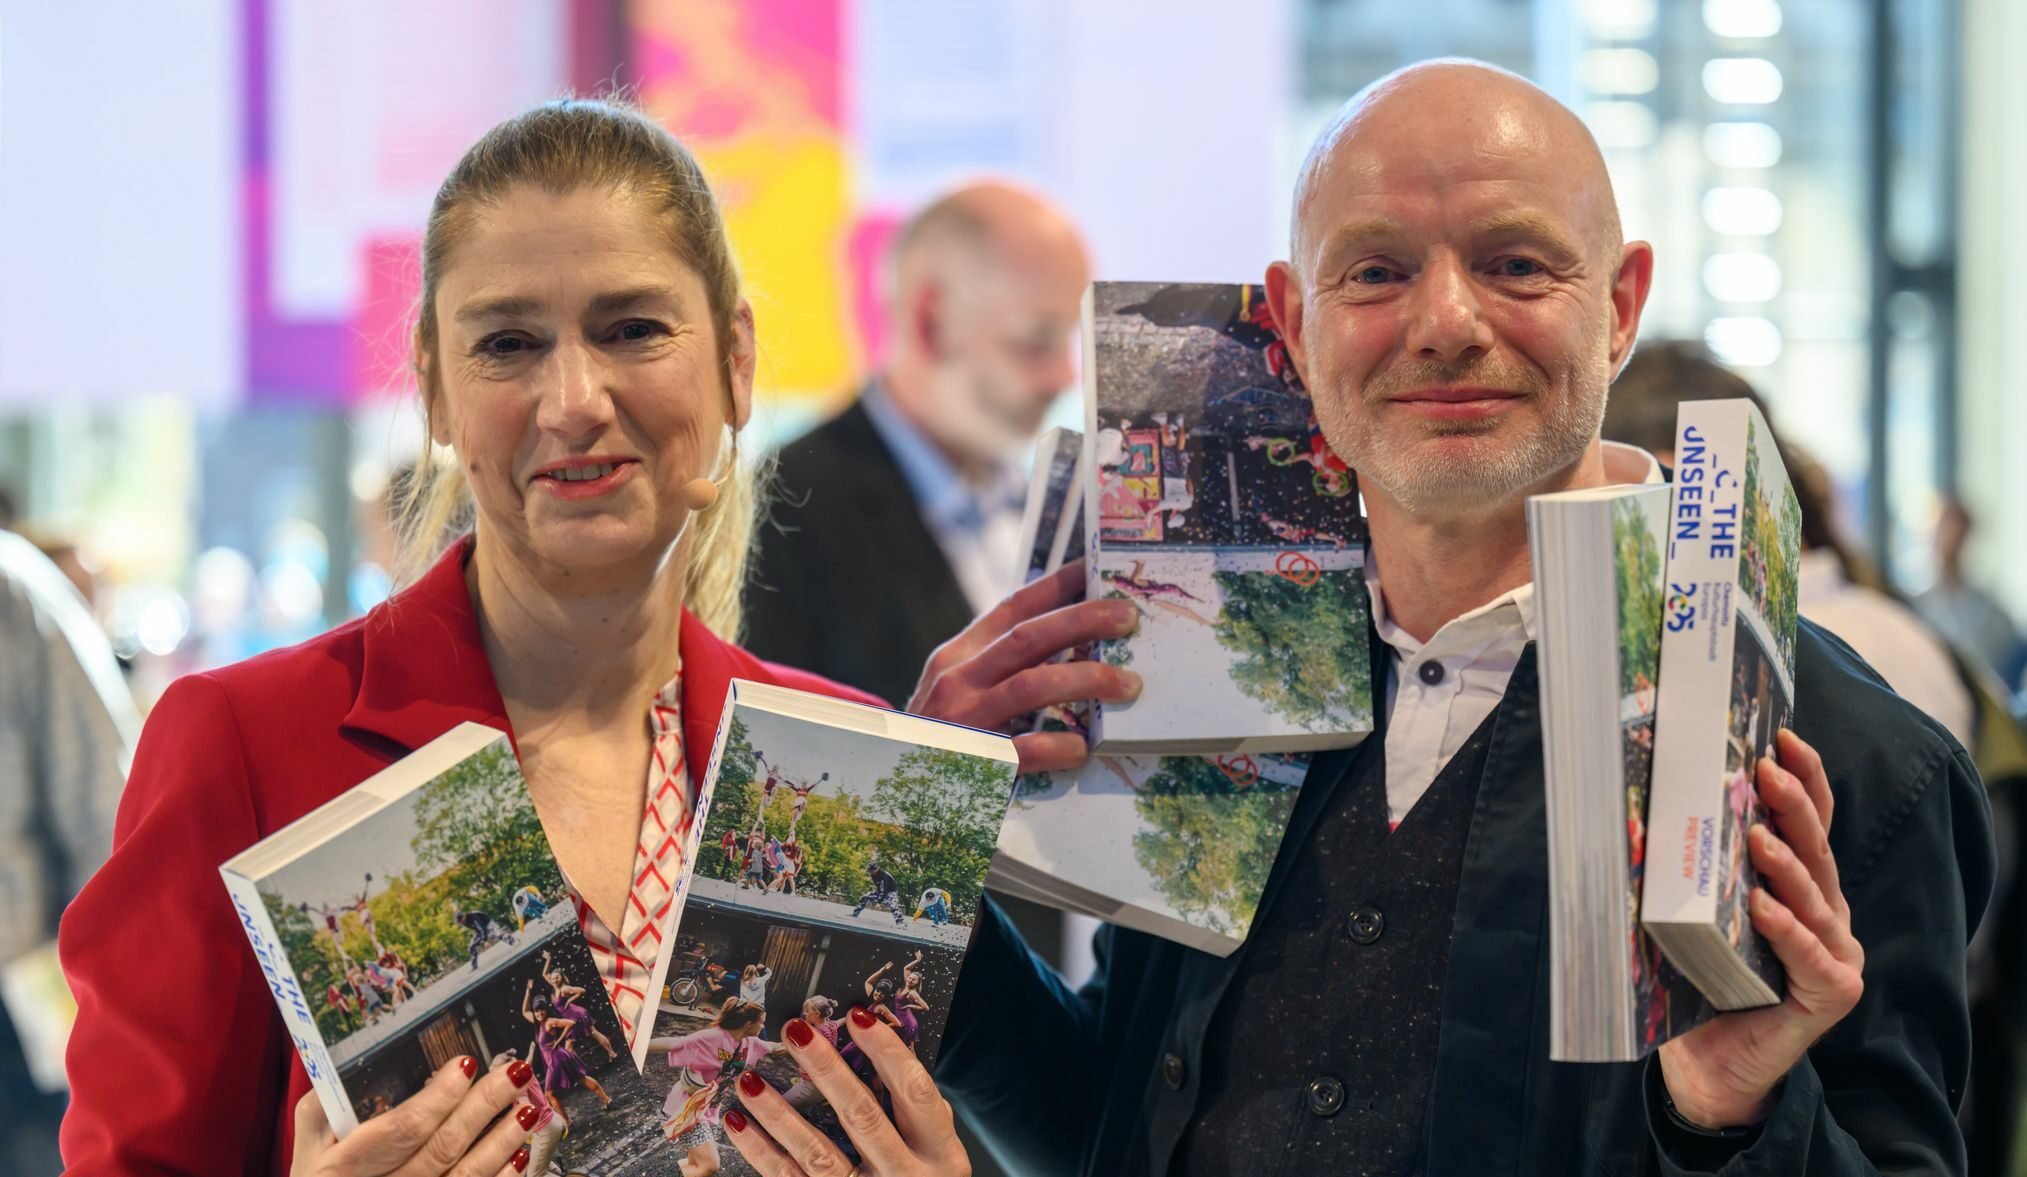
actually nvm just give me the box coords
[682,476,721,511]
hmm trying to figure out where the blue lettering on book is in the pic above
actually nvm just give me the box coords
[1670,427,1709,557]
[233,891,313,1024]
[1694,818,1717,896]
[1710,501,1739,560]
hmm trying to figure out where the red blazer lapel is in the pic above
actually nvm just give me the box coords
[678,609,740,767]
[340,538,512,752]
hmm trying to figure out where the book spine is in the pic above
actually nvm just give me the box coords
[1080,285,1109,751]
[1642,403,1748,929]
[219,870,355,1136]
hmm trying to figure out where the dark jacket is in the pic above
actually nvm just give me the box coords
[938,622,1994,1175]
[744,398,975,708]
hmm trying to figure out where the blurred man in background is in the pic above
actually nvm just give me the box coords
[743,181,1091,708]
[1920,497,2027,694]
[0,527,137,1176]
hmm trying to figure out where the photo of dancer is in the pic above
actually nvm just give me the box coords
[1088,281,1364,551]
[651,896,967,1177]
[1715,614,1794,998]
[694,711,1016,948]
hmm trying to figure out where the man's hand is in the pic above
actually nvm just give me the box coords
[1659,729,1866,1128]
[907,560,1140,774]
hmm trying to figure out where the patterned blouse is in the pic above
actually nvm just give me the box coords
[566,673,694,1053]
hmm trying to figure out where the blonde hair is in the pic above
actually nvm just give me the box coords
[394,98,758,639]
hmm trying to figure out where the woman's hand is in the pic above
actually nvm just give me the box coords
[725,1006,968,1176]
[289,1055,538,1177]
[908,560,1140,774]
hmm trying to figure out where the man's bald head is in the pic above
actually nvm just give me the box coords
[882,181,1091,469]
[1289,60,1623,275]
[1262,56,1654,522]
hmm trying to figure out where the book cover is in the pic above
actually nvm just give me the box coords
[1532,484,1712,1060]
[991,750,1309,956]
[1081,280,1374,755]
[661,681,1018,1175]
[1642,401,1800,1010]
[1017,425,1086,586]
[219,724,712,1173]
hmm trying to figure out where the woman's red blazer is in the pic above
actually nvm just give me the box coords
[57,540,882,1174]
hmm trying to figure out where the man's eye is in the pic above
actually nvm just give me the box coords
[1497,258,1543,277]
[1353,265,1396,285]
[615,320,663,342]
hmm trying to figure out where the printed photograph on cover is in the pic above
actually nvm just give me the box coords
[253,741,658,1166]
[1614,497,1711,1049]
[1090,282,1363,550]
[695,712,1015,945]
[1005,752,1307,940]
[648,896,965,1175]
[1737,414,1803,678]
[1714,614,1793,996]
[1092,548,1374,736]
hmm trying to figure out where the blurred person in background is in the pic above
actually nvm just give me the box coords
[0,526,138,1177]
[1919,497,2027,693]
[743,180,1091,709]
[1603,341,1974,748]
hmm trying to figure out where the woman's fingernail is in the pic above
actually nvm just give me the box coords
[738,1070,767,1098]
[849,1005,877,1030]
[517,1103,541,1131]
[784,1018,814,1048]
[457,1055,478,1080]
[725,1108,750,1133]
[507,1059,534,1087]
[511,1144,531,1172]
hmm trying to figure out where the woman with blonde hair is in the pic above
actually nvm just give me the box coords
[59,94,1135,1177]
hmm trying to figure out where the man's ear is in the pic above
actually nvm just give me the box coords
[909,280,946,361]
[1606,240,1656,377]
[727,299,757,430]
[1263,260,1311,388]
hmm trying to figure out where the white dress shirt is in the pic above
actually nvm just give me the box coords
[1370,442,1665,827]
[860,387,1030,615]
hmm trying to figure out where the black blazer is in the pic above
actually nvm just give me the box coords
[742,398,975,708]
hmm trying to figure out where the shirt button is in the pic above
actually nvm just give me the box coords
[1418,660,1446,686]
[1307,1075,1346,1117]
[1346,907,1385,945]
[1162,1052,1187,1090]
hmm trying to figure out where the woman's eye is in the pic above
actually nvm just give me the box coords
[478,334,527,357]
[1497,258,1543,277]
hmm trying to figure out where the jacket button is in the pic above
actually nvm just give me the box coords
[1307,1075,1346,1117]
[1346,907,1385,945]
[1162,1052,1187,1090]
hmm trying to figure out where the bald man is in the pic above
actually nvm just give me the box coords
[743,182,1090,708]
[924,62,1991,1175]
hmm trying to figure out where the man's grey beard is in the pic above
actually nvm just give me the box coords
[1336,359,1609,517]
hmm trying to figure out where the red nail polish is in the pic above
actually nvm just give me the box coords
[850,1005,877,1030]
[511,1144,531,1172]
[457,1055,478,1080]
[725,1108,750,1133]
[507,1059,534,1087]
[739,1070,767,1098]
[517,1103,541,1131]
[784,1018,814,1048]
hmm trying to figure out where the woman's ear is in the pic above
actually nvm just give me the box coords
[727,299,757,430]
[416,333,452,448]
